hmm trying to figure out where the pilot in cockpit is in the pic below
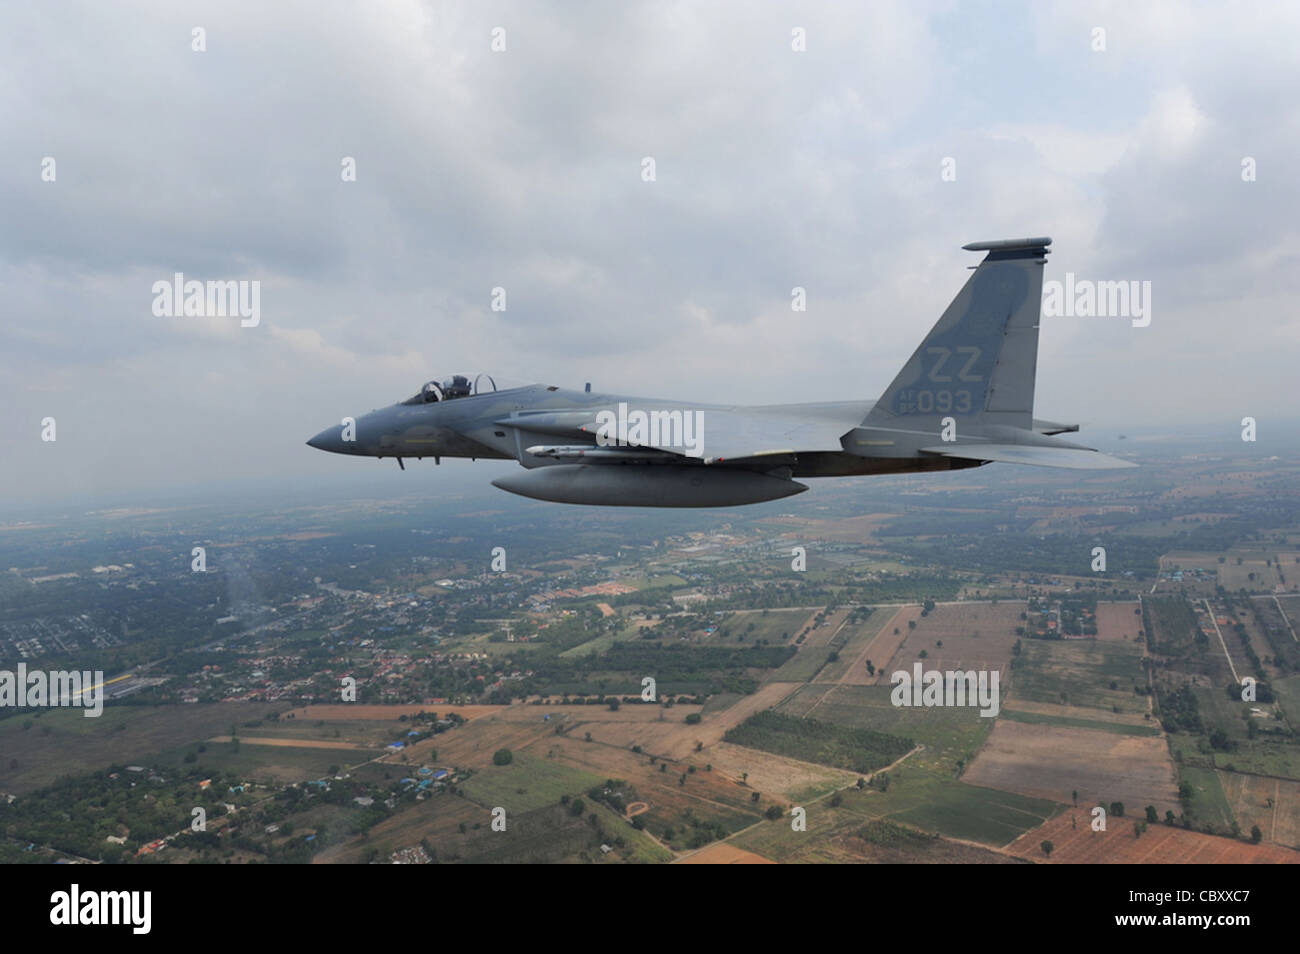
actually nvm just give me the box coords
[442,375,471,399]
[403,374,481,406]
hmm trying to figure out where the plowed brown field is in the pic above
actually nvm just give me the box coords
[1008,810,1300,863]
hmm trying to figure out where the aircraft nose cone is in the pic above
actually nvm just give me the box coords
[307,425,348,453]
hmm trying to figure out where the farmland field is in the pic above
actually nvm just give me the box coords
[1002,697,1154,728]
[841,606,921,685]
[1273,673,1300,728]
[770,646,834,683]
[730,771,1057,857]
[536,735,764,847]
[676,843,775,864]
[777,683,991,773]
[836,819,1025,864]
[1178,765,1235,834]
[282,704,503,722]
[814,609,881,682]
[723,710,913,774]
[0,703,284,794]
[793,608,851,650]
[963,720,1180,815]
[878,602,1025,681]
[885,778,1059,846]
[559,622,646,658]
[410,717,558,771]
[1007,810,1300,863]
[1146,596,1202,657]
[1209,739,1300,781]
[701,741,857,801]
[1192,686,1253,742]
[1095,602,1144,641]
[155,739,373,783]
[999,708,1162,737]
[1012,638,1149,714]
[455,803,625,864]
[460,753,607,813]
[1219,772,1300,848]
[569,681,794,760]
[713,608,815,645]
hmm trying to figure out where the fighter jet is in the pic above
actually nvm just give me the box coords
[307,237,1134,507]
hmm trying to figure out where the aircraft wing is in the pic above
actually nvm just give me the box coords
[686,408,856,464]
[498,405,859,465]
[920,443,1136,469]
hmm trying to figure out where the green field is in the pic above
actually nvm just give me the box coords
[1179,765,1236,834]
[1192,686,1252,741]
[559,622,645,658]
[153,740,373,782]
[1013,638,1149,714]
[1274,674,1300,730]
[713,608,810,644]
[886,777,1060,846]
[723,710,913,774]
[325,791,636,865]
[623,573,687,590]
[1210,740,1300,781]
[455,803,614,863]
[1000,708,1162,737]
[0,703,284,794]
[816,612,883,682]
[777,684,992,774]
[731,770,1058,858]
[770,646,833,682]
[729,798,875,862]
[460,754,607,814]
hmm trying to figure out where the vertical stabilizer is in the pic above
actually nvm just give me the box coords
[864,237,1051,432]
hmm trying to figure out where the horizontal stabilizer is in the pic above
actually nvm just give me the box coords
[921,444,1136,470]
[1031,418,1079,436]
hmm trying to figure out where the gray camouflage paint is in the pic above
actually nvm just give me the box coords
[308,238,1134,506]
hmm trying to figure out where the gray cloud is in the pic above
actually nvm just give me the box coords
[2,0,1296,506]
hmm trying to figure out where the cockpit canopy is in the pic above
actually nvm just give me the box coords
[401,373,499,405]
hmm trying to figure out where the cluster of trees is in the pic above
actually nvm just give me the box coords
[724,711,912,775]
[1156,684,1204,734]
[584,779,636,815]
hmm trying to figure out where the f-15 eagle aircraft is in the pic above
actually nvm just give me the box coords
[308,237,1135,506]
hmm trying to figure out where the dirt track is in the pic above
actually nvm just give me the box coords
[207,736,365,750]
[282,704,504,722]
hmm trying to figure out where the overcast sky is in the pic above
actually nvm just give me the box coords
[3,1,1297,509]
